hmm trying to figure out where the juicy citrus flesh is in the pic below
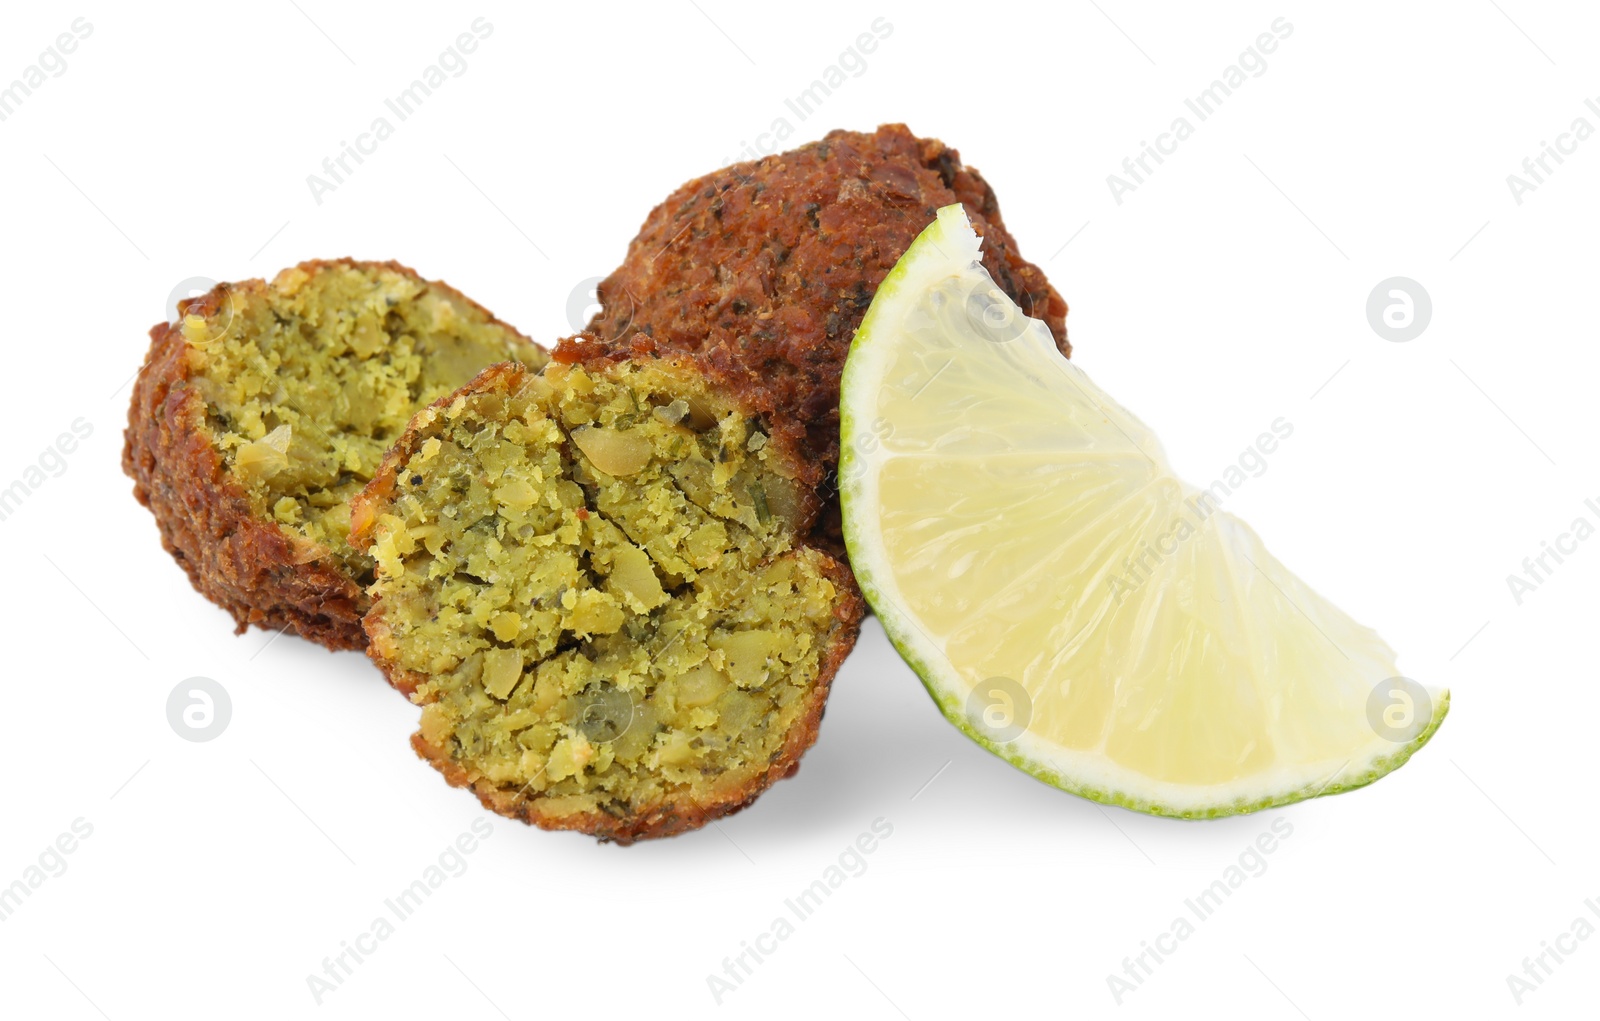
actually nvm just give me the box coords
[840,205,1447,817]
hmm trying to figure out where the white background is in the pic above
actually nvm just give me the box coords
[0,1,1595,1018]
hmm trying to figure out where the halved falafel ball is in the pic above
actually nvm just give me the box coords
[349,360,863,843]
[123,260,547,650]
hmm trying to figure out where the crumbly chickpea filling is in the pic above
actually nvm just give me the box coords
[184,263,543,579]
[365,363,840,821]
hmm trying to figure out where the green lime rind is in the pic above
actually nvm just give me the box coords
[839,205,1450,819]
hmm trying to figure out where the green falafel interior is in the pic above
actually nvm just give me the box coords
[352,361,853,836]
[186,261,545,581]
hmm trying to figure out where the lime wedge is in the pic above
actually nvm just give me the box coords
[840,204,1447,817]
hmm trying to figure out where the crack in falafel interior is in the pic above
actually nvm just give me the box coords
[357,362,845,826]
[187,262,542,580]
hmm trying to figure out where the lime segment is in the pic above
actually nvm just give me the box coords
[840,205,1446,817]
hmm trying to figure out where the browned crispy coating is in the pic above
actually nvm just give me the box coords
[125,271,361,648]
[555,123,1069,518]
[122,260,539,650]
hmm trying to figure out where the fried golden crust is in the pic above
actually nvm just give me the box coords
[351,362,866,844]
[122,259,536,651]
[554,123,1069,501]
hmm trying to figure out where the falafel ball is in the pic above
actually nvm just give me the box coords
[349,360,863,843]
[123,260,547,650]
[555,123,1069,547]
